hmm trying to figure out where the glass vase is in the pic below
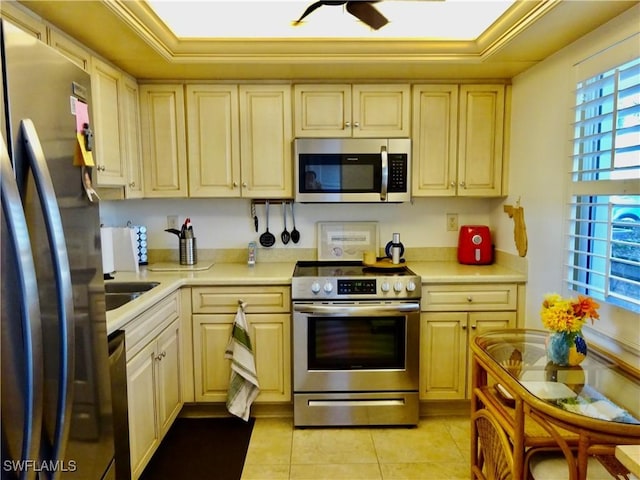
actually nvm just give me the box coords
[546,331,587,367]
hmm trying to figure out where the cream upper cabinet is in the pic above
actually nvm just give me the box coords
[294,84,410,138]
[185,85,240,197]
[412,84,507,197]
[49,28,91,72]
[122,75,144,198]
[139,84,188,198]
[411,85,459,196]
[91,57,126,186]
[239,85,293,198]
[0,2,47,41]
[458,84,506,196]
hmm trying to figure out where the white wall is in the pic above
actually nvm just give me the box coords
[492,4,640,357]
[99,196,493,251]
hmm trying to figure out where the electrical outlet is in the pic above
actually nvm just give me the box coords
[167,215,178,230]
[446,213,459,232]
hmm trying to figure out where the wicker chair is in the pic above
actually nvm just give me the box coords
[473,408,515,480]
[473,407,626,480]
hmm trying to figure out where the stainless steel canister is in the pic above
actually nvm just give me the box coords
[179,237,197,265]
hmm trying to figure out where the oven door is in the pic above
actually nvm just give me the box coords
[292,301,420,392]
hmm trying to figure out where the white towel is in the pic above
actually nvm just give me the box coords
[224,302,260,421]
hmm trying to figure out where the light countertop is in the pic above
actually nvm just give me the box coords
[105,260,526,334]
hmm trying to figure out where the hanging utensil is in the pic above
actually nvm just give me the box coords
[290,201,300,244]
[259,200,276,248]
[281,201,291,245]
[251,201,258,232]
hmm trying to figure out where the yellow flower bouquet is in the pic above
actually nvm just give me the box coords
[540,293,599,366]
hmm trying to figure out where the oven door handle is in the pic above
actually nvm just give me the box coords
[293,303,420,315]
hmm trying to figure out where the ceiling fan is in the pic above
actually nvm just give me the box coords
[293,1,389,30]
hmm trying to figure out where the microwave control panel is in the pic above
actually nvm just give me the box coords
[388,154,408,192]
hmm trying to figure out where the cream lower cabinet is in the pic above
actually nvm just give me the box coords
[412,84,507,197]
[419,284,519,400]
[191,286,291,403]
[294,84,410,138]
[125,292,182,480]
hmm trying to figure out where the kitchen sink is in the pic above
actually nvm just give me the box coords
[104,282,160,311]
[104,282,160,294]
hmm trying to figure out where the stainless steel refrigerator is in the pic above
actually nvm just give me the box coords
[1,20,115,480]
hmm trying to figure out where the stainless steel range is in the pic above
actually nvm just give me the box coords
[291,261,421,427]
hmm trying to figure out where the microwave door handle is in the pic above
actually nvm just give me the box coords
[380,145,388,201]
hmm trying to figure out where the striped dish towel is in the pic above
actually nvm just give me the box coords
[224,302,260,421]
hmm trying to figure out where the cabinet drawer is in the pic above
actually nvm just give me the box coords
[421,284,516,311]
[125,292,180,359]
[191,286,290,314]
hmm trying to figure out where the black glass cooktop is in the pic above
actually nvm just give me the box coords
[293,261,414,277]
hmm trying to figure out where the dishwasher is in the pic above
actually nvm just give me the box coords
[108,330,131,480]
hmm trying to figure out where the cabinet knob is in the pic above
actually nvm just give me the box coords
[345,121,351,128]
[233,181,238,188]
[129,182,136,188]
[242,182,248,188]
[450,181,456,187]
[467,296,473,302]
[459,181,466,188]
[353,121,360,128]
[471,325,477,330]
[462,324,467,330]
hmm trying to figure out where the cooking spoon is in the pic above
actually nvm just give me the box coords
[290,202,300,244]
[281,202,290,244]
[259,200,276,248]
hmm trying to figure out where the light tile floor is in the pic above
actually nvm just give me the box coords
[241,416,471,480]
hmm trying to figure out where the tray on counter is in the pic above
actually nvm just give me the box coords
[148,261,213,272]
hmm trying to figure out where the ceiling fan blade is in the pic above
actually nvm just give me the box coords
[293,1,347,25]
[346,1,388,30]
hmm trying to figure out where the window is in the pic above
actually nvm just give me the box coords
[567,52,640,313]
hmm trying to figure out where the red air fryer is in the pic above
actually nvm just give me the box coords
[458,225,493,265]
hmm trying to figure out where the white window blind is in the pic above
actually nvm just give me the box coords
[567,52,640,313]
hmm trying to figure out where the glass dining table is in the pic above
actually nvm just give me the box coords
[470,328,640,480]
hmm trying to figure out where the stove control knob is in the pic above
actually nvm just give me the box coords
[311,282,321,294]
[381,281,390,292]
[406,281,417,292]
[323,282,333,293]
[394,281,404,293]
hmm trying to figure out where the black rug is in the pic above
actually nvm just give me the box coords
[139,417,255,480]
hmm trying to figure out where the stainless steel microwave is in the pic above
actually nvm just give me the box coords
[294,138,411,203]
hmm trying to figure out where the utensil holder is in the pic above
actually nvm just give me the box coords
[179,237,197,265]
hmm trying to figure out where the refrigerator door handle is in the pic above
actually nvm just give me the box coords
[1,136,44,480]
[20,119,75,466]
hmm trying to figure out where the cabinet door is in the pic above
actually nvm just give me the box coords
[156,320,182,437]
[352,84,410,137]
[250,314,291,402]
[127,340,158,480]
[466,311,515,394]
[49,29,91,71]
[192,314,234,402]
[293,84,351,137]
[458,85,505,196]
[239,85,293,198]
[122,75,144,198]
[0,3,47,41]
[412,85,458,196]
[186,85,241,197]
[91,58,126,186]
[420,312,467,400]
[140,84,188,197]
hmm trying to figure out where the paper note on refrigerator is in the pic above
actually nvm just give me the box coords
[74,132,94,167]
